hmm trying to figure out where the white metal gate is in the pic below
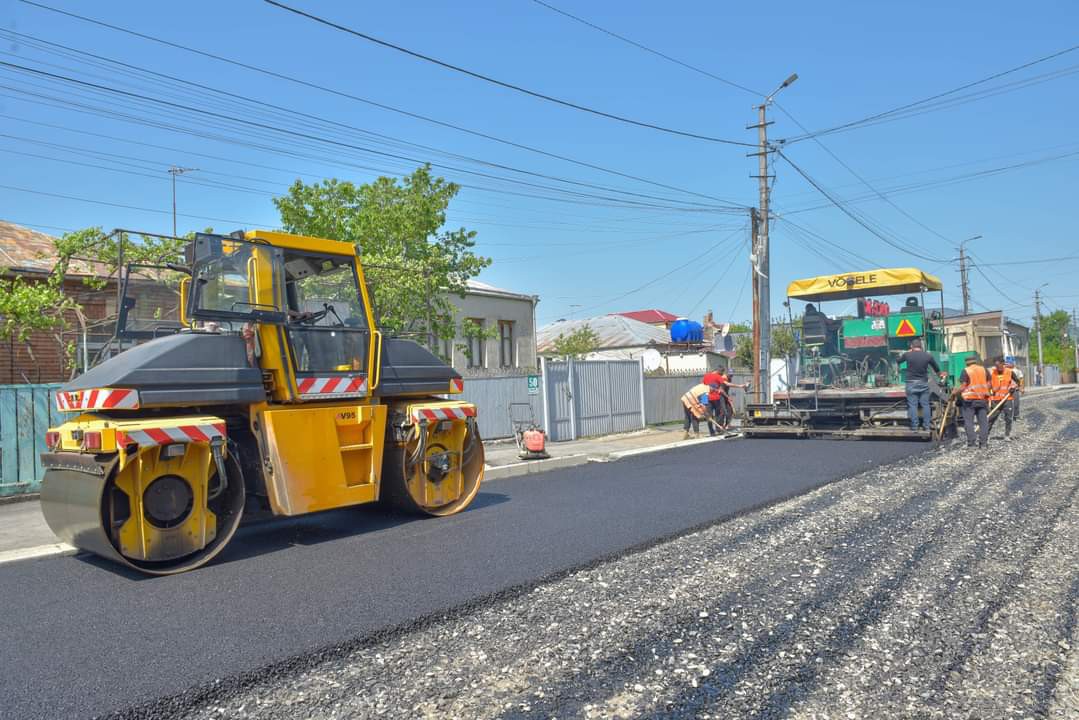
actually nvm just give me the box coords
[540,358,645,441]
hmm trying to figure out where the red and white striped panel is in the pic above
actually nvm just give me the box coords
[296,375,368,398]
[411,405,477,423]
[117,422,226,447]
[449,377,464,393]
[56,388,139,413]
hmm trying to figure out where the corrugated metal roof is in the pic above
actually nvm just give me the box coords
[538,315,669,352]
[465,278,535,301]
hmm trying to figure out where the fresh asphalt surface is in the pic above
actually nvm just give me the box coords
[0,438,922,719]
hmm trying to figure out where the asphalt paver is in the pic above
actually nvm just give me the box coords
[0,427,919,719]
[162,391,1079,720]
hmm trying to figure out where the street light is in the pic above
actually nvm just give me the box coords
[168,166,198,237]
[1035,282,1048,385]
[765,73,799,104]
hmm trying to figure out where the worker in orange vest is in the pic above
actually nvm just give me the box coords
[956,354,992,448]
[681,382,716,439]
[990,355,1020,439]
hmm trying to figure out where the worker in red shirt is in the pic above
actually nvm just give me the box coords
[702,368,749,432]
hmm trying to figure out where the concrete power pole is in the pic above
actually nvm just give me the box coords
[956,235,980,316]
[754,103,772,403]
[747,74,797,403]
[958,245,971,316]
[1034,288,1045,386]
[1073,307,1079,382]
[750,208,761,401]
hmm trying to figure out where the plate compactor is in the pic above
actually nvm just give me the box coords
[40,230,485,575]
[509,402,549,460]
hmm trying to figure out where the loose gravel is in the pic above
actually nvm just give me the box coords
[144,391,1079,720]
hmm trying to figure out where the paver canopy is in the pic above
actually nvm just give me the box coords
[787,267,943,302]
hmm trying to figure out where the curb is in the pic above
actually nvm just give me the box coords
[605,433,734,460]
[483,454,590,481]
[0,542,76,567]
[0,493,40,506]
[484,433,738,477]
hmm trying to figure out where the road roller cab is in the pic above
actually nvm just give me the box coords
[41,229,484,574]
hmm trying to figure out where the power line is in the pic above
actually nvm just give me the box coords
[970,261,1024,307]
[0,35,737,212]
[973,254,1079,267]
[776,150,949,263]
[262,0,755,147]
[773,101,952,255]
[0,182,266,226]
[561,225,747,316]
[15,0,733,204]
[686,232,749,316]
[0,61,739,214]
[528,0,762,97]
[782,42,1079,143]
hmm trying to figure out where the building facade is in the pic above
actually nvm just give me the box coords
[444,279,539,374]
[943,310,1031,377]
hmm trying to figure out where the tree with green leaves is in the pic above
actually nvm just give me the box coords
[273,165,491,349]
[734,334,753,369]
[547,324,601,360]
[1032,309,1077,374]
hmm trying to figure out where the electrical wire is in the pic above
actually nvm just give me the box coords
[774,101,952,256]
[0,182,266,226]
[782,42,1079,143]
[15,0,735,204]
[773,215,880,267]
[0,66,737,216]
[776,150,949,263]
[0,47,735,213]
[527,0,763,97]
[262,0,755,147]
[545,225,747,318]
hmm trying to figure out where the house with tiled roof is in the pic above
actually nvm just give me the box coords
[614,309,679,329]
[0,221,114,382]
[0,221,152,383]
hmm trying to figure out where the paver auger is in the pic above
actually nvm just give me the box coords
[40,230,484,574]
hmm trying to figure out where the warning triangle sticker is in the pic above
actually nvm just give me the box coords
[895,318,917,337]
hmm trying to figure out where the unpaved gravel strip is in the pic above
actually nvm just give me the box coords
[137,391,1079,720]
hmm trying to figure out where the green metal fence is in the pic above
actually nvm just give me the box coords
[0,384,64,497]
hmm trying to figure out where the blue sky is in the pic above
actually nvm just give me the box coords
[2,0,1077,328]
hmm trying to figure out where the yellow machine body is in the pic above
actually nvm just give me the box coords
[41,230,485,574]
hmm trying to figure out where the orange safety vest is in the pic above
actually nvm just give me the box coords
[961,364,991,402]
[991,367,1015,402]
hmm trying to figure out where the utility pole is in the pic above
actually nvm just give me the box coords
[956,235,981,316]
[168,166,198,237]
[747,73,797,403]
[958,246,970,316]
[750,208,761,401]
[1034,287,1045,386]
[1073,307,1078,382]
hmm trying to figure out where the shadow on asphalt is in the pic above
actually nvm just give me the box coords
[75,490,511,579]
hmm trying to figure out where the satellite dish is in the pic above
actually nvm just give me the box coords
[641,348,662,372]
[721,323,731,337]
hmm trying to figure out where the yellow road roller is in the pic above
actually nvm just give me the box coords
[41,230,484,574]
